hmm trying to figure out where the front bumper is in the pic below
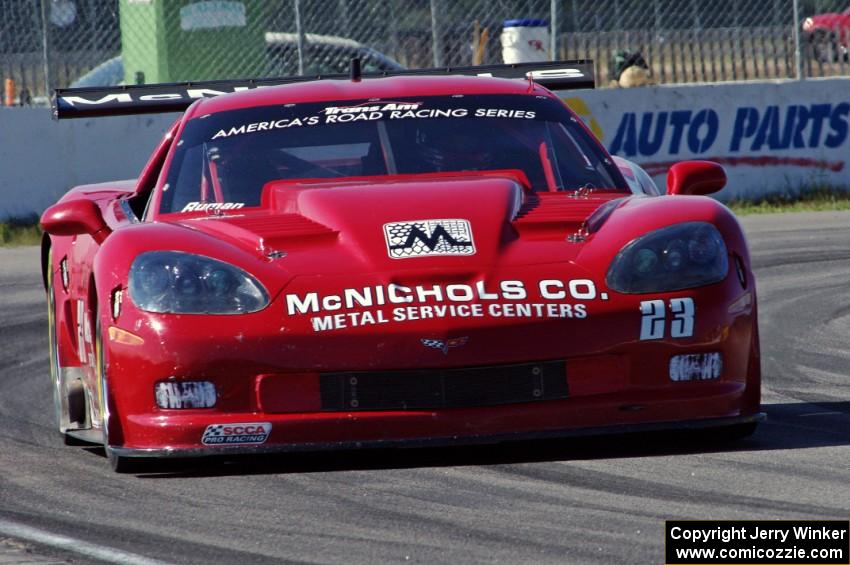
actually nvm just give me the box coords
[102,270,760,455]
[111,412,765,459]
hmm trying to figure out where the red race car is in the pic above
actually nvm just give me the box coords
[803,7,850,62]
[41,61,763,472]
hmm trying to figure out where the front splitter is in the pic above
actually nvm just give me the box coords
[110,412,766,459]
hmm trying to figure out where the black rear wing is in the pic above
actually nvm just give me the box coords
[52,60,594,120]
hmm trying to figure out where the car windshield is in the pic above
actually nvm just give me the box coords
[160,93,626,214]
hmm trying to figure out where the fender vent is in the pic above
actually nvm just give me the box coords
[514,193,617,224]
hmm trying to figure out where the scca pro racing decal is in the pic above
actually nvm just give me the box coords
[202,422,271,446]
[384,219,475,258]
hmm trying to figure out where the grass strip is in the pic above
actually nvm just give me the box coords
[1,214,41,247]
[726,189,850,215]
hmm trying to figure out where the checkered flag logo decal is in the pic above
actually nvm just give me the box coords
[204,425,225,438]
[421,337,469,355]
[384,219,475,258]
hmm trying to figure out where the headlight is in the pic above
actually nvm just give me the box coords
[606,222,728,293]
[129,251,269,314]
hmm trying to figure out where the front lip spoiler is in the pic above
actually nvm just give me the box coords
[111,412,766,459]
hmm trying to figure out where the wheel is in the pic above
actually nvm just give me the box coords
[47,249,63,426]
[47,249,83,444]
[47,249,94,446]
[94,305,149,473]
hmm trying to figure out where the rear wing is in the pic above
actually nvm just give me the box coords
[52,60,594,120]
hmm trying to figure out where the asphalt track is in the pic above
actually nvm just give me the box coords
[0,211,848,564]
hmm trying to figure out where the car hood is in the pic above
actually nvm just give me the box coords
[174,175,627,284]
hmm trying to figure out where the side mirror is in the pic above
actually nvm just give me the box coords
[666,161,726,196]
[41,199,110,243]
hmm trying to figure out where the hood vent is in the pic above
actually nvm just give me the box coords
[221,214,337,240]
[513,192,623,236]
[183,213,338,252]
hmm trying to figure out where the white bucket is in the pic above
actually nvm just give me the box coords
[500,19,550,64]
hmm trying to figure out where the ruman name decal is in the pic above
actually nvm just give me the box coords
[180,201,245,213]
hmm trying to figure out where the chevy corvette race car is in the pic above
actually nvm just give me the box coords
[41,61,763,472]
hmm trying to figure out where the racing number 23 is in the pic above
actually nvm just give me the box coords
[639,298,694,340]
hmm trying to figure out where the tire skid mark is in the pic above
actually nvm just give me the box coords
[489,460,847,517]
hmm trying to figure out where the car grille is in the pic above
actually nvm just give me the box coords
[320,360,568,411]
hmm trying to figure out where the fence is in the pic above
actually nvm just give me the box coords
[2,0,850,103]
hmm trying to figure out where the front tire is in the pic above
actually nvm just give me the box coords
[47,248,64,433]
[95,306,150,473]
